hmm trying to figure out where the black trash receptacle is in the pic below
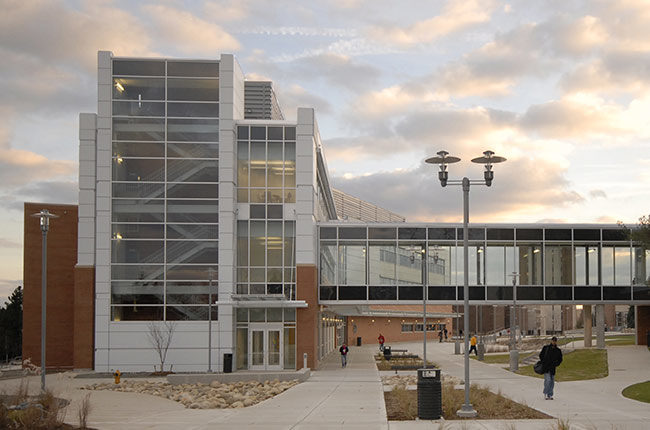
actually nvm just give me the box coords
[417,368,442,420]
[223,353,233,373]
[357,336,362,346]
[647,331,650,347]
[383,346,392,361]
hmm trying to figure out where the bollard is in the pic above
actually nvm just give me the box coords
[113,369,121,384]
[454,340,460,355]
[477,343,485,361]
[303,352,308,369]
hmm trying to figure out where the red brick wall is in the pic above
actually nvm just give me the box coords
[23,203,78,369]
[73,266,95,369]
[347,315,452,347]
[636,305,650,346]
[296,265,319,369]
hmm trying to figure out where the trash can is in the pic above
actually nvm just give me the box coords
[383,346,392,361]
[357,336,362,346]
[646,331,649,347]
[477,343,485,361]
[223,353,233,373]
[417,368,442,420]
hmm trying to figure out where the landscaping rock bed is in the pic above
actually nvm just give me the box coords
[82,379,300,409]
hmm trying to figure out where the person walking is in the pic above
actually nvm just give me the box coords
[539,336,563,400]
[444,328,448,340]
[469,334,478,356]
[378,333,385,352]
[339,343,349,368]
[438,330,444,342]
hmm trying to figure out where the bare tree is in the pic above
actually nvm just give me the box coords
[147,321,177,372]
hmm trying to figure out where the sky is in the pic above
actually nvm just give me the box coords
[1,0,649,301]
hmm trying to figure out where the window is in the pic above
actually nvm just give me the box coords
[401,324,414,332]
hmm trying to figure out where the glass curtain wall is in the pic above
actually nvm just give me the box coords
[235,125,297,299]
[318,226,637,302]
[111,59,219,321]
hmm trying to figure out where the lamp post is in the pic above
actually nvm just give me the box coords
[422,247,427,368]
[207,267,216,372]
[31,209,58,392]
[509,272,519,371]
[407,246,428,367]
[426,150,506,418]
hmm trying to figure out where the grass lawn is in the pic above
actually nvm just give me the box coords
[471,351,536,364]
[384,383,551,420]
[622,381,650,403]
[605,335,635,346]
[516,349,608,381]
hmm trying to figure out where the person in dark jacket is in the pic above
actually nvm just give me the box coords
[339,343,349,368]
[539,336,563,399]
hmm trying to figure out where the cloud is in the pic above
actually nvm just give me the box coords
[203,0,250,22]
[290,54,381,92]
[367,0,497,48]
[331,156,583,223]
[589,190,607,199]
[143,4,240,55]
[561,50,650,94]
[274,84,333,119]
[0,0,154,71]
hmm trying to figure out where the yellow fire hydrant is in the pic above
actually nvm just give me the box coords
[113,370,121,384]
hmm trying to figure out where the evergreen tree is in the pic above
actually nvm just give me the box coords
[0,286,23,362]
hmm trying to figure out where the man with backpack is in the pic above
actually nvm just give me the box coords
[539,336,563,400]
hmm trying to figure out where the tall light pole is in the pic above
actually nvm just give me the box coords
[207,267,216,372]
[422,247,427,368]
[426,150,506,418]
[31,209,58,392]
[509,272,519,371]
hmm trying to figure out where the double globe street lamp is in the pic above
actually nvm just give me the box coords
[426,150,506,418]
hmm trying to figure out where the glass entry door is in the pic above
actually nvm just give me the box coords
[249,324,283,370]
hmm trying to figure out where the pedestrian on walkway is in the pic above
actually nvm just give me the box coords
[469,334,478,355]
[539,336,563,400]
[339,343,349,368]
[438,330,443,342]
[377,333,385,352]
[444,328,448,340]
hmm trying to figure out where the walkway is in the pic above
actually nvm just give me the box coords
[0,347,387,430]
[1,343,648,429]
[398,340,650,429]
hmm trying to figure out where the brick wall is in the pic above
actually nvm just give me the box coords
[296,265,319,369]
[23,203,78,369]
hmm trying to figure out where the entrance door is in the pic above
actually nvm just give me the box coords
[249,324,283,370]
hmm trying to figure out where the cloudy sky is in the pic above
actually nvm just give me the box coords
[1,0,649,301]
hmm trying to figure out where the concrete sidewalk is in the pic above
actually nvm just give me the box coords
[0,342,647,429]
[0,347,387,430]
[397,340,650,429]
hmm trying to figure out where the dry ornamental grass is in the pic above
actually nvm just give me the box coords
[384,377,551,421]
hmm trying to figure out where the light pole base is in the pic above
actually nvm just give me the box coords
[457,405,478,418]
[509,350,519,372]
[454,341,461,355]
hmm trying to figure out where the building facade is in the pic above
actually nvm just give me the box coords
[21,52,650,373]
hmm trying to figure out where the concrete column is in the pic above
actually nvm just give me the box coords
[583,305,592,347]
[596,304,605,349]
